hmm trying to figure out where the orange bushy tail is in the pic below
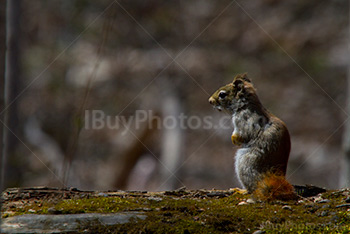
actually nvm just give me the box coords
[253,172,298,201]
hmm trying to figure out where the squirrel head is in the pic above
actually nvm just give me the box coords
[208,73,261,114]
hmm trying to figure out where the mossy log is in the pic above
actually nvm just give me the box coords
[1,186,350,233]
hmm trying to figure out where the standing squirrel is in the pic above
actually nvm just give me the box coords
[208,73,297,201]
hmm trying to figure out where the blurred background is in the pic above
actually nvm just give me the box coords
[0,0,348,191]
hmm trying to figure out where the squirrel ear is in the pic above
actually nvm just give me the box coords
[233,79,244,91]
[232,73,251,84]
[241,73,251,83]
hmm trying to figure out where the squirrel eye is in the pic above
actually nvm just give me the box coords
[219,91,227,99]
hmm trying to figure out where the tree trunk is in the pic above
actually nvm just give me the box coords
[0,1,7,192]
[341,4,350,188]
[3,0,22,189]
[158,82,184,190]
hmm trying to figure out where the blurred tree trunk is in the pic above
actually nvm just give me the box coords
[342,9,350,188]
[114,119,158,189]
[158,81,184,190]
[343,83,350,187]
[3,0,22,189]
[0,1,6,192]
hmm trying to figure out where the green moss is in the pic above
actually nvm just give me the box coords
[55,197,127,214]
[3,189,350,233]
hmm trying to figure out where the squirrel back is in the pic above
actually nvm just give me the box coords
[209,73,296,201]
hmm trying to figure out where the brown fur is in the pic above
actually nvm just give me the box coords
[253,172,297,201]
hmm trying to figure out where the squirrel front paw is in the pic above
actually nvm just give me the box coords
[231,133,243,146]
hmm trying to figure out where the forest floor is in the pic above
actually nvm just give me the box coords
[1,186,350,233]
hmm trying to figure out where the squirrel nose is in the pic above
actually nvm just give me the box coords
[208,97,215,105]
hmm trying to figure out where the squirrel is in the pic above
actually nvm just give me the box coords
[208,73,297,201]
